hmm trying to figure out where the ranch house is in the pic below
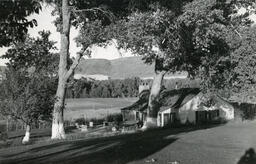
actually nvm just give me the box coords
[121,88,235,127]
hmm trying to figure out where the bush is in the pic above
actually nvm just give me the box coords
[74,118,86,125]
[88,118,105,126]
[106,113,123,126]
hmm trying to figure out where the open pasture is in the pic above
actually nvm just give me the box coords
[64,98,137,121]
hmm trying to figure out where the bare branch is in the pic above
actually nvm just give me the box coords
[65,50,86,79]
[231,24,242,38]
[71,6,115,22]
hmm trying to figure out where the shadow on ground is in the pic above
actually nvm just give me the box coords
[237,148,256,164]
[1,125,220,164]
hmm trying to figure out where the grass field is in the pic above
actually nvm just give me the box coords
[0,98,137,132]
[0,121,256,164]
[64,98,138,121]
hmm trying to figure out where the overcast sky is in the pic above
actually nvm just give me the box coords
[0,5,132,66]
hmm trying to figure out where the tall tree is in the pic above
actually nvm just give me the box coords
[50,0,136,139]
[178,0,256,101]
[113,2,196,129]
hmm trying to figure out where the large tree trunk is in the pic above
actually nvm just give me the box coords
[22,124,30,144]
[51,78,67,139]
[51,0,71,140]
[141,70,166,130]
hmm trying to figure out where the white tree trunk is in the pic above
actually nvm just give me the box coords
[141,70,166,130]
[22,124,30,144]
[51,0,70,140]
[51,0,83,139]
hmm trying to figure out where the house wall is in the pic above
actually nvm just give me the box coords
[178,96,200,124]
[122,110,136,121]
[157,108,172,127]
[157,108,179,127]
[178,95,234,124]
[122,110,145,122]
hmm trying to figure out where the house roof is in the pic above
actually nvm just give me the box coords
[121,88,200,112]
[121,89,150,112]
[158,88,200,112]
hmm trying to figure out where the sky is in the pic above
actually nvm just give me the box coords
[1,6,256,66]
[0,5,132,66]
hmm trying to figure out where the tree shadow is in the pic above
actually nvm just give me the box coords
[237,148,256,164]
[1,125,221,164]
[8,126,76,140]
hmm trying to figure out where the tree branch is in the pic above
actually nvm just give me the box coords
[231,24,242,38]
[71,6,115,22]
[65,51,85,80]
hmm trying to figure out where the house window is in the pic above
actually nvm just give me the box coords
[196,110,220,124]
[163,113,176,126]
[136,111,140,120]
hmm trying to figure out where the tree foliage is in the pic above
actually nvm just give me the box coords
[113,3,188,73]
[66,77,140,98]
[0,0,42,47]
[177,0,256,96]
[0,31,58,124]
[0,69,56,124]
[3,31,59,74]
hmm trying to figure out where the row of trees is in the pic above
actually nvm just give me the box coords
[66,78,201,98]
[1,0,256,141]
[66,77,141,98]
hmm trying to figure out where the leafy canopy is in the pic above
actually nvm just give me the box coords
[0,0,42,47]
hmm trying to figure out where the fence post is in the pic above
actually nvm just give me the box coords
[6,118,8,132]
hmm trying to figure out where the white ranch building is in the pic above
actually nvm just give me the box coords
[157,92,234,127]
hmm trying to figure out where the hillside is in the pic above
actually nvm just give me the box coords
[75,58,111,76]
[110,57,154,79]
[75,56,186,79]
[0,57,187,80]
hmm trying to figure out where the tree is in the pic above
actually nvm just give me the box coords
[50,0,142,139]
[178,0,256,101]
[0,0,42,47]
[3,30,59,73]
[113,2,196,129]
[0,68,56,144]
[0,31,58,143]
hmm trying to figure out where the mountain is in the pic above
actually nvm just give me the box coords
[0,57,187,80]
[75,56,187,80]
[75,58,112,76]
[110,57,154,79]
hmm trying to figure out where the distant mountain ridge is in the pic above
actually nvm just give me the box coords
[0,57,187,80]
[75,56,187,79]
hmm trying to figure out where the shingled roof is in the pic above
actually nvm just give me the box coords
[121,88,201,112]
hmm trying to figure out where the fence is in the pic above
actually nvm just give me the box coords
[0,120,52,132]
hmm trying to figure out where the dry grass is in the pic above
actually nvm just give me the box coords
[64,98,137,121]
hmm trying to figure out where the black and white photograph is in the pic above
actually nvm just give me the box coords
[0,0,256,164]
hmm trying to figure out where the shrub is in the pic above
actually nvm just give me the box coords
[106,113,123,126]
[74,118,86,125]
[89,118,105,126]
